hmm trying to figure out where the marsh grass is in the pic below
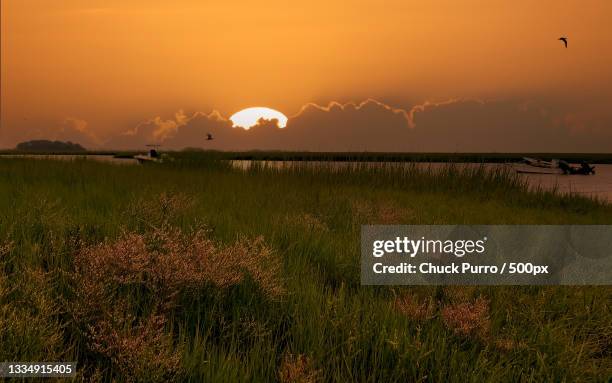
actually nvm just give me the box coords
[68,222,283,381]
[278,353,321,383]
[0,155,610,381]
[441,296,491,340]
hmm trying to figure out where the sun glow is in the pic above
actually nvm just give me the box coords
[229,107,288,129]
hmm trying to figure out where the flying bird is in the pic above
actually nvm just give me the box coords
[206,133,214,140]
[559,37,568,48]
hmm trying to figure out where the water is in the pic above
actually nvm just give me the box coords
[231,160,612,203]
[518,165,612,202]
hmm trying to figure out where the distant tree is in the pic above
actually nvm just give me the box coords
[15,140,86,152]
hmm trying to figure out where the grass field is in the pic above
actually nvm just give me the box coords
[226,151,612,164]
[3,150,612,164]
[0,154,610,382]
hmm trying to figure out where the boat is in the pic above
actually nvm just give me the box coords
[521,157,558,168]
[558,160,595,175]
[513,157,595,175]
[134,146,163,164]
[513,165,563,175]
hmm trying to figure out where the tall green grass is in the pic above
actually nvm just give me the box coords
[0,156,610,382]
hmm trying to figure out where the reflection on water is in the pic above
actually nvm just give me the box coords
[231,160,612,203]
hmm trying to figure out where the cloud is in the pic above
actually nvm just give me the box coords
[280,99,412,151]
[408,99,484,129]
[0,116,103,149]
[54,117,101,149]
[104,98,612,152]
[295,99,412,126]
[164,111,235,149]
[105,110,196,150]
[151,110,189,141]
[409,99,612,152]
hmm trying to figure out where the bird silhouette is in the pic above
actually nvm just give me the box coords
[206,133,214,140]
[559,37,568,48]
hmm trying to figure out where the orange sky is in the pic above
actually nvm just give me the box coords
[2,0,612,150]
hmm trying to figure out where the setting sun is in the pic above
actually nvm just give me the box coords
[229,107,288,129]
